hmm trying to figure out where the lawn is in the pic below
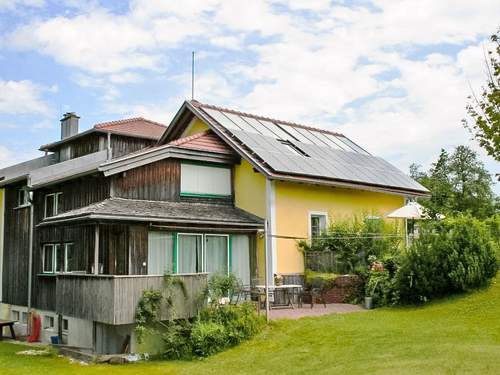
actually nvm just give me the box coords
[1,275,499,375]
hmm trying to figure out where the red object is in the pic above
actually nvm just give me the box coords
[27,315,41,343]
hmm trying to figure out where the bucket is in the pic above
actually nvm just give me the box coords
[50,336,59,345]
[364,296,373,310]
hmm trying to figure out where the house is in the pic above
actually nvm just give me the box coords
[0,101,428,354]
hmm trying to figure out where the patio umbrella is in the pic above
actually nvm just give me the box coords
[386,201,430,220]
[386,202,430,246]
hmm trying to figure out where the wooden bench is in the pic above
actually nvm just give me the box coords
[0,319,16,340]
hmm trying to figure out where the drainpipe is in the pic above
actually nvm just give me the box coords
[27,190,34,333]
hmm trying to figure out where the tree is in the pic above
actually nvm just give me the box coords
[463,29,500,165]
[411,146,497,218]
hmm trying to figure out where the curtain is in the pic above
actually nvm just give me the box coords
[178,234,202,273]
[205,235,228,275]
[148,232,174,275]
[231,235,250,286]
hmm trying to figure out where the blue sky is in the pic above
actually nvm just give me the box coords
[0,0,498,192]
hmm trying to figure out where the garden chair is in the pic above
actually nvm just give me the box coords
[300,277,327,308]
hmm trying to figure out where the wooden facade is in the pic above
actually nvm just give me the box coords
[1,126,260,349]
[1,183,31,306]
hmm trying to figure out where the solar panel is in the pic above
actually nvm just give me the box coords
[336,136,369,154]
[202,108,242,131]
[223,112,261,134]
[199,107,426,192]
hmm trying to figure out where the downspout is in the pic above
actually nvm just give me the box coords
[27,190,34,322]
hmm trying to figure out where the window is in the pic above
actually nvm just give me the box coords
[21,312,28,324]
[43,244,55,273]
[310,212,328,240]
[11,310,20,321]
[147,232,174,275]
[64,243,76,272]
[46,243,77,273]
[177,234,203,273]
[180,163,231,198]
[62,318,69,333]
[44,192,62,218]
[43,316,55,329]
[205,235,229,275]
[17,187,29,207]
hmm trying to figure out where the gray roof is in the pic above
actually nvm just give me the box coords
[177,101,429,196]
[0,154,58,187]
[39,197,265,228]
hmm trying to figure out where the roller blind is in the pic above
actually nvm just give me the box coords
[180,163,231,197]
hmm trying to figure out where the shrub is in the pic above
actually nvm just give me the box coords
[160,320,193,360]
[190,321,226,357]
[299,215,402,274]
[396,214,498,303]
[207,273,240,305]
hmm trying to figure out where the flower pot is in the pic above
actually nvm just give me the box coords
[364,296,373,309]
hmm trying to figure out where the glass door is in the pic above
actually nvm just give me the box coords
[177,233,203,273]
[148,232,174,275]
[205,235,229,275]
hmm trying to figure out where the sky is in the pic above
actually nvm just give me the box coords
[0,0,499,192]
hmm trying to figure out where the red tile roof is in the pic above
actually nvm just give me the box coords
[168,130,234,154]
[94,117,167,140]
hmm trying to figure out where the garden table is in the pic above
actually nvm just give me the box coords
[0,319,16,340]
[255,284,303,309]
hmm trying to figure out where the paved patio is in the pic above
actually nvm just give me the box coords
[268,303,366,320]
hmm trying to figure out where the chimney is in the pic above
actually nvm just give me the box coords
[60,112,80,139]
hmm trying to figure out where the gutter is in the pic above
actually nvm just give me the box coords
[37,213,265,228]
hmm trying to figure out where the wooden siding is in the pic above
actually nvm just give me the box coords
[34,174,110,223]
[32,224,95,311]
[112,158,233,205]
[110,135,156,159]
[1,184,30,306]
[55,273,208,324]
[129,225,148,275]
[112,159,180,201]
[59,133,103,162]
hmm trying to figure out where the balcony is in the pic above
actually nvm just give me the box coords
[54,273,208,325]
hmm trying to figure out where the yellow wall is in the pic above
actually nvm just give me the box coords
[274,181,404,274]
[182,118,209,137]
[233,159,267,281]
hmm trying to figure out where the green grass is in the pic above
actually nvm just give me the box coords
[1,275,499,374]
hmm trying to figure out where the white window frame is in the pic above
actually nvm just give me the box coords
[204,234,230,274]
[308,211,329,240]
[11,310,20,321]
[62,318,69,333]
[43,315,55,330]
[17,187,29,207]
[63,242,74,273]
[44,192,62,218]
[42,244,55,273]
[21,311,28,324]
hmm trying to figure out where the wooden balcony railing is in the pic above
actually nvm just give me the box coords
[54,273,208,325]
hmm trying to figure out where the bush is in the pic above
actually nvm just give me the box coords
[299,215,401,274]
[161,320,193,360]
[190,321,227,357]
[396,214,498,303]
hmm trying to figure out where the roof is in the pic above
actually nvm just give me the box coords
[40,117,168,151]
[0,154,58,187]
[168,130,234,154]
[160,100,429,196]
[39,197,264,228]
[94,117,167,139]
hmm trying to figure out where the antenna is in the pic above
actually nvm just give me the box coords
[191,51,195,100]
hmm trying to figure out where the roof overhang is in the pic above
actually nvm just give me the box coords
[99,144,239,177]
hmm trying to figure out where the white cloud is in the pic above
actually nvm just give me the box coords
[3,0,499,187]
[0,0,44,11]
[0,79,50,115]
